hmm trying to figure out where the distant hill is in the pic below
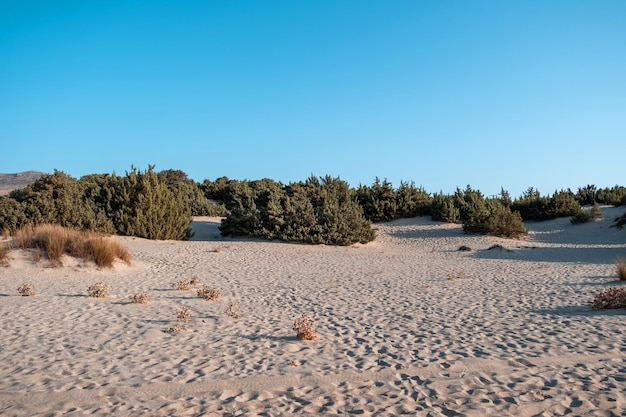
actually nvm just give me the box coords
[0,171,44,195]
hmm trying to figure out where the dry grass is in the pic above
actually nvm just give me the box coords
[0,243,8,267]
[589,287,626,310]
[87,281,112,298]
[177,306,192,323]
[129,292,149,304]
[225,301,241,319]
[13,224,131,268]
[197,285,221,301]
[173,280,191,291]
[293,315,317,340]
[617,259,626,281]
[2,228,10,240]
[17,283,36,296]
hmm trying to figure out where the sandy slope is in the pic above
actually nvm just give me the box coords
[0,207,625,416]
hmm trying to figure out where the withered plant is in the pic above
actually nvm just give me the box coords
[129,291,149,304]
[177,306,192,323]
[87,281,112,298]
[0,243,8,267]
[589,287,626,310]
[447,271,465,280]
[17,283,36,296]
[293,314,317,340]
[225,301,241,319]
[617,259,626,281]
[197,285,221,301]
[173,280,191,291]
[190,275,199,286]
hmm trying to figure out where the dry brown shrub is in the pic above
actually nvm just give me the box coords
[14,224,130,268]
[0,243,8,267]
[617,259,626,281]
[177,306,192,323]
[197,285,221,301]
[2,229,10,240]
[225,301,241,319]
[17,283,35,296]
[129,291,149,304]
[173,280,191,291]
[589,287,626,310]
[190,275,199,286]
[293,315,317,340]
[213,247,222,253]
[87,281,112,298]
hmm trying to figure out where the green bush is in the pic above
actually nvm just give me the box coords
[220,176,376,245]
[430,193,460,223]
[0,196,29,234]
[396,181,431,218]
[464,200,527,238]
[571,202,603,224]
[355,178,397,222]
[158,169,226,216]
[111,166,192,240]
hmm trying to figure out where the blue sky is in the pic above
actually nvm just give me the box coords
[1,1,625,197]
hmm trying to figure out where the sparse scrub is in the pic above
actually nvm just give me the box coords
[12,224,130,268]
[589,287,626,310]
[177,306,192,323]
[17,283,35,296]
[129,292,149,304]
[617,259,626,281]
[571,202,603,224]
[293,315,317,340]
[197,285,221,301]
[173,280,191,291]
[225,301,241,319]
[87,281,111,298]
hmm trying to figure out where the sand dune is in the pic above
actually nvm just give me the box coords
[1,207,625,416]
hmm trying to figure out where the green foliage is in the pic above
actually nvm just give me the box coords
[111,166,192,240]
[6,171,114,233]
[571,202,603,224]
[463,199,527,238]
[511,188,582,221]
[356,178,397,222]
[220,176,376,245]
[396,181,431,218]
[0,196,29,233]
[430,193,460,223]
[158,169,226,216]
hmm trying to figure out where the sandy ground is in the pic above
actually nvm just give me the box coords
[0,207,625,416]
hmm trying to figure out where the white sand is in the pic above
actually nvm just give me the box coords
[1,207,625,416]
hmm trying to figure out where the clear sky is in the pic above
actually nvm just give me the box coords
[1,1,625,197]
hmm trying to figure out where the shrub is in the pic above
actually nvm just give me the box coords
[111,166,192,240]
[589,287,626,310]
[173,280,191,291]
[220,176,376,245]
[13,224,131,268]
[177,306,192,323]
[396,181,431,218]
[17,283,35,296]
[87,281,111,298]
[225,301,241,319]
[197,285,221,301]
[129,292,149,304]
[617,259,626,281]
[293,315,317,340]
[571,202,602,224]
[356,178,398,222]
[430,194,460,223]
[0,243,8,266]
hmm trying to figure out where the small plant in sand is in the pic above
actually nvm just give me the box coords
[129,291,149,304]
[225,301,241,319]
[190,275,199,286]
[213,247,222,253]
[197,284,221,301]
[173,279,191,291]
[17,283,36,296]
[87,281,112,298]
[589,287,626,310]
[293,314,317,340]
[177,306,192,323]
[617,259,626,281]
[447,271,465,280]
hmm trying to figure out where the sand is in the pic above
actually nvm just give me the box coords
[1,207,625,416]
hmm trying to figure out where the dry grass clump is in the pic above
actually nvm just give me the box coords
[197,285,221,301]
[225,301,241,319]
[0,243,8,267]
[17,283,36,296]
[129,291,149,304]
[293,315,317,340]
[617,259,626,281]
[87,281,112,298]
[177,306,192,323]
[190,275,199,286]
[173,279,191,291]
[1,229,10,240]
[13,224,131,268]
[447,271,465,280]
[589,287,626,310]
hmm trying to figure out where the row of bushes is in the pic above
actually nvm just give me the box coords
[1,167,623,244]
